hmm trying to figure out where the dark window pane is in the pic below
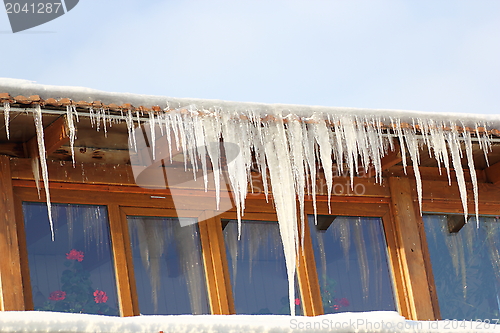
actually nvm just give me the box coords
[24,202,119,316]
[424,215,500,320]
[308,215,396,313]
[222,219,302,315]
[127,216,209,315]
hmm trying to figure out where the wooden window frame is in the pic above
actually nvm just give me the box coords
[5,170,445,321]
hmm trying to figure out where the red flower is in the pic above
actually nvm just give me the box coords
[66,249,84,262]
[48,290,66,301]
[337,297,350,307]
[295,298,301,305]
[94,290,108,303]
[333,304,340,310]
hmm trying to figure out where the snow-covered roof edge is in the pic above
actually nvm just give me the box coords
[1,78,499,129]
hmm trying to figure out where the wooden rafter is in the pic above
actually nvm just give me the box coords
[25,115,70,158]
[485,161,500,185]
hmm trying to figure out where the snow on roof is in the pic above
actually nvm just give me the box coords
[1,77,499,129]
[1,311,497,333]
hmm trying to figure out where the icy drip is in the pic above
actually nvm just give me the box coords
[285,118,306,243]
[262,119,298,316]
[402,129,423,212]
[447,127,468,220]
[463,129,479,223]
[4,102,10,139]
[66,106,77,165]
[126,110,137,152]
[310,115,333,212]
[33,105,54,240]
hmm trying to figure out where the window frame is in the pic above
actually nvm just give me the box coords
[7,174,435,320]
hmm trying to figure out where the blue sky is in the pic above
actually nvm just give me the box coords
[1,0,499,114]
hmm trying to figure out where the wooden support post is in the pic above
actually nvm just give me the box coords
[198,212,234,314]
[108,205,136,316]
[0,155,25,311]
[388,176,435,320]
[296,218,323,316]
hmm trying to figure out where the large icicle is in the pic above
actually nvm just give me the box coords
[448,126,468,220]
[463,129,479,223]
[262,118,299,316]
[33,105,54,240]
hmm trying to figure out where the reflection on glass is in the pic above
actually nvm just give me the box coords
[424,215,500,320]
[308,215,396,313]
[23,202,119,316]
[127,216,209,315]
[223,220,301,315]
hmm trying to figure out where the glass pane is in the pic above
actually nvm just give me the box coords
[424,215,500,320]
[223,219,302,315]
[308,215,396,313]
[24,202,119,316]
[127,216,210,315]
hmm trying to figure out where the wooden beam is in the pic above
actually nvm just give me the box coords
[108,205,136,317]
[485,161,500,185]
[0,155,25,311]
[198,212,234,314]
[25,115,70,158]
[387,166,488,183]
[388,177,435,320]
[0,143,25,158]
[382,141,403,171]
[296,214,323,316]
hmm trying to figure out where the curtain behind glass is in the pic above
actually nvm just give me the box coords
[127,216,209,315]
[424,215,500,320]
[223,219,302,315]
[308,215,396,313]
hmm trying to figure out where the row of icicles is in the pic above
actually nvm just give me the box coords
[2,102,494,315]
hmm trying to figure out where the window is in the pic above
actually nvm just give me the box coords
[127,215,210,315]
[222,219,301,315]
[308,215,397,313]
[23,202,119,316]
[424,214,500,319]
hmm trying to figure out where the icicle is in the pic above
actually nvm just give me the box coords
[447,125,468,220]
[394,118,408,174]
[33,105,54,240]
[4,102,10,139]
[462,129,479,223]
[66,106,77,165]
[31,157,41,196]
[126,110,137,152]
[262,119,298,316]
[476,123,491,167]
[149,111,156,161]
[286,117,306,246]
[310,115,333,212]
[403,128,423,213]
[203,117,222,209]
[303,122,318,223]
